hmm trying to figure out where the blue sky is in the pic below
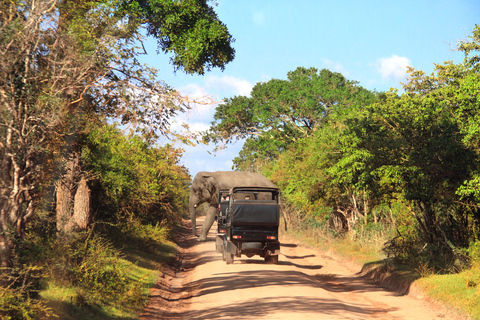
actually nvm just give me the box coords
[140,1,479,178]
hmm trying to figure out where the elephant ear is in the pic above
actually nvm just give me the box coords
[203,175,217,196]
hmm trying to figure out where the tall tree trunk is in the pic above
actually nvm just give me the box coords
[72,175,90,230]
[56,152,91,234]
[56,177,73,234]
[0,127,35,269]
[0,214,10,268]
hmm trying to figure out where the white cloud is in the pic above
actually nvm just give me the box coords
[177,143,234,176]
[180,141,244,176]
[172,76,253,139]
[170,77,253,177]
[205,75,253,97]
[188,121,211,133]
[377,55,411,80]
[260,73,272,82]
[178,83,206,99]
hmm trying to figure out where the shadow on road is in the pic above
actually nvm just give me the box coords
[173,296,397,320]
[280,242,298,248]
[282,253,315,259]
[141,218,421,320]
[183,268,397,299]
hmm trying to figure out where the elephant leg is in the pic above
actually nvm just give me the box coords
[197,205,217,242]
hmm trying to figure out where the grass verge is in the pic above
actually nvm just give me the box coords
[415,266,480,320]
[37,222,179,320]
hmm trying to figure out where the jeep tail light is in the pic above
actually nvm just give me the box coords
[219,230,226,233]
[266,236,276,240]
[233,235,242,239]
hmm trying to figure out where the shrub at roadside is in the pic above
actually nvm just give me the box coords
[0,265,53,320]
[35,123,189,318]
[0,121,190,319]
[36,218,177,319]
[83,123,190,226]
[46,233,143,306]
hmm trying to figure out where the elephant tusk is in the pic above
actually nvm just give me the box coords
[194,204,197,208]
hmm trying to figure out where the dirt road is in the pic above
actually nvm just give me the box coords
[141,217,466,320]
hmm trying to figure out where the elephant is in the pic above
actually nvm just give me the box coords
[189,171,276,241]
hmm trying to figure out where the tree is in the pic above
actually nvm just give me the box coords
[204,67,377,170]
[0,0,98,267]
[268,103,378,232]
[325,26,480,261]
[0,0,235,267]
[261,26,480,266]
[82,123,190,225]
[358,90,475,255]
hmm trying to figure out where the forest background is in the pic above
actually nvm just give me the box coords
[1,1,480,319]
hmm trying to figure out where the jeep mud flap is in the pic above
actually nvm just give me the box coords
[267,242,281,256]
[215,235,224,253]
[225,240,237,254]
[267,249,280,255]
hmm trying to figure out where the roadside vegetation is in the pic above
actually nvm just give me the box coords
[2,0,480,319]
[1,121,190,319]
[205,26,480,319]
[1,0,234,318]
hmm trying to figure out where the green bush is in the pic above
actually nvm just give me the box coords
[83,123,190,225]
[44,231,145,308]
[0,266,53,320]
[468,240,480,266]
[73,238,130,301]
[383,231,420,263]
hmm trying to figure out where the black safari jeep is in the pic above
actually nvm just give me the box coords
[215,189,230,255]
[223,186,281,264]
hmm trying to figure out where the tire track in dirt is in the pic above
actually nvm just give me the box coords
[141,217,469,320]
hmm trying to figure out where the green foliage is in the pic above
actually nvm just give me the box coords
[76,239,130,300]
[100,216,178,267]
[133,0,235,74]
[204,67,378,170]
[2,0,230,317]
[0,112,190,320]
[59,0,235,74]
[354,89,476,262]
[10,121,189,318]
[467,240,480,266]
[1,0,231,270]
[41,230,154,313]
[268,102,380,232]
[0,266,53,320]
[261,26,480,269]
[6,207,178,319]
[83,122,190,224]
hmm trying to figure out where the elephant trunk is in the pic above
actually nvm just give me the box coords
[189,195,198,237]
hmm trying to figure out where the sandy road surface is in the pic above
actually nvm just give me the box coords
[141,217,466,320]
